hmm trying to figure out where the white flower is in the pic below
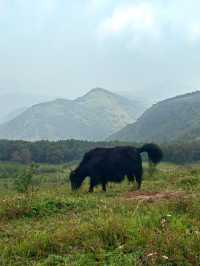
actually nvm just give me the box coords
[147,252,157,257]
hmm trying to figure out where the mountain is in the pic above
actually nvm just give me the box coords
[117,90,152,108]
[0,91,52,124]
[0,88,145,141]
[0,107,27,124]
[109,91,200,143]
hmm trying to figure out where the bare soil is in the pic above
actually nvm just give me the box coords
[122,191,185,202]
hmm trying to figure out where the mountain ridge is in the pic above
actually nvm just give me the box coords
[109,90,200,143]
[0,88,145,141]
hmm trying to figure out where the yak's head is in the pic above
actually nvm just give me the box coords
[69,168,85,191]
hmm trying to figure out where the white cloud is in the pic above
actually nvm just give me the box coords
[97,0,200,45]
[98,3,158,39]
[188,22,200,42]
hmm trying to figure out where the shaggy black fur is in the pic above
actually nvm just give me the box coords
[70,143,163,192]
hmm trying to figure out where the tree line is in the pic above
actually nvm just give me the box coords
[0,139,199,164]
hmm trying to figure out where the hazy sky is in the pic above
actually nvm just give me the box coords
[0,0,200,101]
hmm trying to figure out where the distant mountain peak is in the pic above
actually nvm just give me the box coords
[0,88,145,141]
[84,87,114,97]
[90,87,109,93]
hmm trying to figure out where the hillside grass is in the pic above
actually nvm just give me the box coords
[0,162,200,265]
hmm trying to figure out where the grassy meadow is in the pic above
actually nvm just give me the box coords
[0,162,200,265]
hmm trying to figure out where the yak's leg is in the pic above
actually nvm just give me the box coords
[88,185,94,193]
[135,169,143,191]
[101,176,107,192]
[127,175,135,185]
[102,182,107,192]
[136,178,141,190]
[127,175,135,191]
[88,178,94,193]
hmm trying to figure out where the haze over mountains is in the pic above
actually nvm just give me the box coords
[110,91,200,143]
[0,91,52,124]
[0,88,145,141]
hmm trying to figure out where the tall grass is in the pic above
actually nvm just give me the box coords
[0,162,200,265]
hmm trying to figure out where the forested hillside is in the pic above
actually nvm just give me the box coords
[0,139,199,164]
[110,91,200,143]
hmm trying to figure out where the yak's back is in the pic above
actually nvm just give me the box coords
[106,146,140,166]
[80,147,108,166]
[80,146,139,166]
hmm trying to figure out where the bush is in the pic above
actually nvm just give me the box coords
[14,164,37,194]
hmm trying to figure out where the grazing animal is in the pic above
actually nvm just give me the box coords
[70,143,163,192]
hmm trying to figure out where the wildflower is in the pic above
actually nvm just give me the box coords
[147,252,157,257]
[161,218,166,227]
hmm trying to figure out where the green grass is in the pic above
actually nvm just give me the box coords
[0,162,200,265]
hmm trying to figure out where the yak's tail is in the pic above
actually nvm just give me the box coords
[137,143,163,165]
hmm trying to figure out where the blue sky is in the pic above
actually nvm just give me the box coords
[0,0,200,101]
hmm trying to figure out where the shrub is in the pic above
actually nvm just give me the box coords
[14,164,37,194]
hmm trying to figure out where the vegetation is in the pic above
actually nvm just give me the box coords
[110,91,200,143]
[14,164,37,194]
[0,139,200,165]
[0,162,200,265]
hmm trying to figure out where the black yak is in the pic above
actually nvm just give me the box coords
[70,143,163,192]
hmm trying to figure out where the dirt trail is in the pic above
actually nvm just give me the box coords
[122,191,185,202]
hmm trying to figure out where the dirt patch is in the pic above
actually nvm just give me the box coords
[122,191,185,202]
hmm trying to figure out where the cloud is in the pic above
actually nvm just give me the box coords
[97,0,200,45]
[188,22,200,42]
[98,3,158,39]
